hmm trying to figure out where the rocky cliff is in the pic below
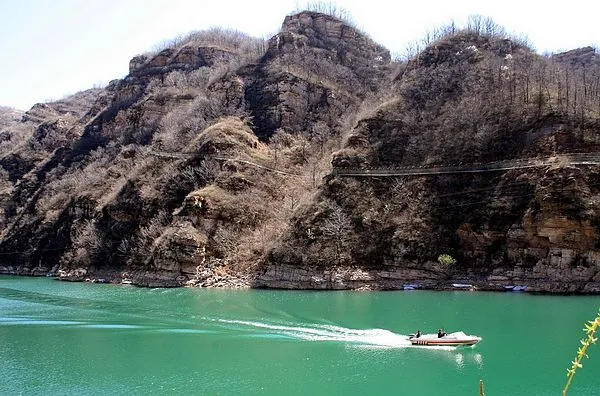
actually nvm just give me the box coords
[1,12,600,293]
[258,29,600,293]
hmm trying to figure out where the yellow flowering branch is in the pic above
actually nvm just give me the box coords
[562,309,600,395]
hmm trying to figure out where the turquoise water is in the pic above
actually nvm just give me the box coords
[0,276,599,395]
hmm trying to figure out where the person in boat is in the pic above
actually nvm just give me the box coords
[415,330,421,338]
[437,329,446,338]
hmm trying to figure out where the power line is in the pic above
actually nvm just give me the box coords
[332,153,600,177]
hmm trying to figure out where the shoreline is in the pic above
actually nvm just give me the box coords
[1,265,599,294]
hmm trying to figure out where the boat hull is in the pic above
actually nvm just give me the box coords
[410,338,480,346]
[409,332,481,346]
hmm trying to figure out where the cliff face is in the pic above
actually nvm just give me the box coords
[245,12,390,139]
[0,12,388,287]
[258,32,600,293]
[1,12,600,292]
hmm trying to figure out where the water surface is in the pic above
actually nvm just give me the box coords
[1,276,598,395]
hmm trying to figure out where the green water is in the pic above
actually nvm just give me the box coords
[1,276,599,395]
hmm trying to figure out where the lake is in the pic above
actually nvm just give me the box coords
[1,275,598,395]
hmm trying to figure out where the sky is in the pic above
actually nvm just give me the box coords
[1,0,598,110]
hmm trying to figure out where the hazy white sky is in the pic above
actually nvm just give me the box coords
[1,0,598,110]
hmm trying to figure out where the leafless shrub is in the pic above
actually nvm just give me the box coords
[28,116,80,152]
[211,227,239,260]
[187,68,214,88]
[139,211,169,240]
[135,159,179,201]
[180,160,220,190]
[37,168,98,216]
[72,219,103,253]
[97,177,128,208]
[319,204,353,265]
[0,123,35,157]
[59,147,141,210]
[400,15,531,61]
[58,219,104,268]
[160,68,214,93]
[225,215,291,271]
[294,1,356,27]
[466,15,506,37]
[151,27,266,58]
[151,53,254,98]
[117,235,135,262]
[134,210,171,252]
[322,205,352,239]
[154,95,243,152]
[163,70,191,88]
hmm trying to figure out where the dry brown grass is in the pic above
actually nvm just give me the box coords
[186,116,258,153]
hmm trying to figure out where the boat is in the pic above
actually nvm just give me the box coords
[504,285,528,292]
[452,283,474,290]
[408,331,481,346]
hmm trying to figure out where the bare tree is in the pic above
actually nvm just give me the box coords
[321,205,353,265]
[297,1,356,27]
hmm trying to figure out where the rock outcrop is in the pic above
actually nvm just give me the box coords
[245,11,391,139]
[129,46,237,79]
[266,12,390,78]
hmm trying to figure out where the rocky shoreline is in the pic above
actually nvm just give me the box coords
[253,263,600,293]
[2,261,599,294]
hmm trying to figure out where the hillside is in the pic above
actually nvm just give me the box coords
[1,12,599,292]
[0,106,23,129]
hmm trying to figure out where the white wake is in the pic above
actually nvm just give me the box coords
[210,318,455,350]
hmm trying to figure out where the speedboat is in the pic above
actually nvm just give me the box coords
[408,331,481,346]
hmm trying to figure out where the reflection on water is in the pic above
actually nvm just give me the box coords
[455,353,464,368]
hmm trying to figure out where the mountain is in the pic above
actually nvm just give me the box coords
[1,11,599,292]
